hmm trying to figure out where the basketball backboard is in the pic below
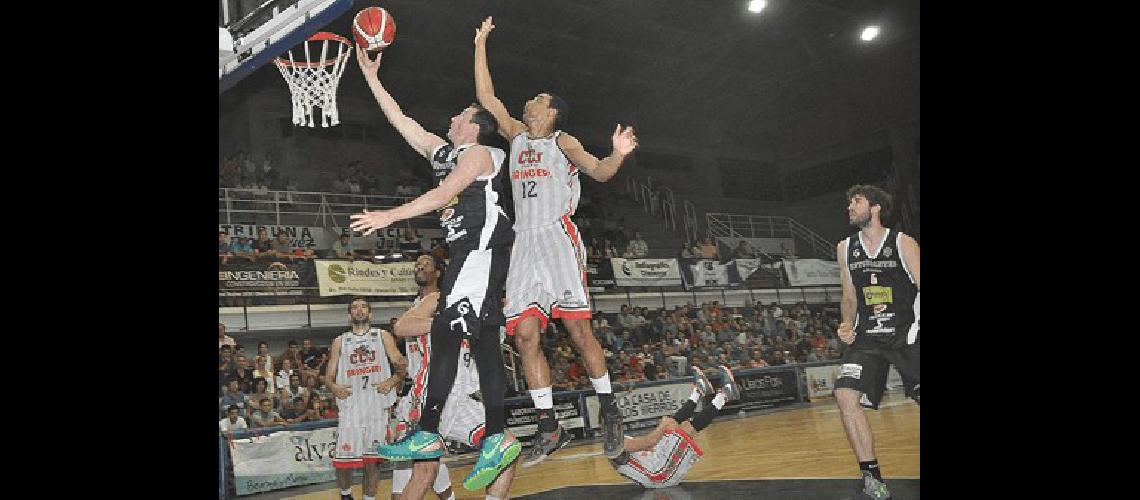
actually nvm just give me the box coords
[219,0,353,94]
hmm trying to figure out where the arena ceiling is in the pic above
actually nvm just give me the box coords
[221,0,919,156]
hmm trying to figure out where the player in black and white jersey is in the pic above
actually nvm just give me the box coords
[389,253,520,500]
[473,16,639,466]
[834,185,920,500]
[351,47,520,494]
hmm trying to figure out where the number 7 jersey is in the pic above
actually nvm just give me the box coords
[334,329,397,417]
[333,328,396,464]
[509,131,580,230]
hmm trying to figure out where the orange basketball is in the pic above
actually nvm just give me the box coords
[353,7,396,51]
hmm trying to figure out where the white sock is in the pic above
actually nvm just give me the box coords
[689,388,701,403]
[391,466,412,494]
[433,462,452,494]
[486,496,503,500]
[712,392,727,410]
[341,489,352,496]
[590,373,613,394]
[530,387,554,409]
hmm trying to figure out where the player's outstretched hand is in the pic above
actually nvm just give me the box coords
[612,124,639,156]
[350,209,396,236]
[356,45,383,78]
[474,16,495,45]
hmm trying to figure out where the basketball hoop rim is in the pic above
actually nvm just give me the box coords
[274,31,353,68]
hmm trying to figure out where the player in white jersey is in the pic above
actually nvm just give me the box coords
[389,255,457,500]
[473,16,640,466]
[391,257,514,500]
[325,297,407,500]
[611,365,740,489]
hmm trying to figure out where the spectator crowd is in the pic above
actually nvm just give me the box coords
[219,299,842,431]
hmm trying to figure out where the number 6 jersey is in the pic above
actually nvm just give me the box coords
[845,229,919,347]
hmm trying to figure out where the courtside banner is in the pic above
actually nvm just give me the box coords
[781,258,842,287]
[586,381,693,432]
[680,259,732,289]
[586,259,616,289]
[230,427,338,496]
[314,259,417,297]
[805,364,841,398]
[505,393,587,440]
[611,258,682,287]
[720,367,800,410]
[219,260,317,296]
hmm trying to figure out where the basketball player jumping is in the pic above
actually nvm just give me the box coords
[474,16,638,465]
[834,185,920,500]
[325,297,408,500]
[388,254,518,500]
[609,365,740,489]
[351,47,521,492]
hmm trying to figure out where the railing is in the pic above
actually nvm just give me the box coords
[218,187,434,227]
[705,213,833,259]
[660,185,677,232]
[683,199,700,246]
[786,218,835,259]
[625,175,677,232]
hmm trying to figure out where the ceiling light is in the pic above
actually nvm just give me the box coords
[860,25,880,41]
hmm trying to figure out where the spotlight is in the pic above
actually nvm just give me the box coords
[860,25,880,41]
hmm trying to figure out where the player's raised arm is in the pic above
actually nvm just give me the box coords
[357,46,446,158]
[557,126,639,182]
[474,16,527,139]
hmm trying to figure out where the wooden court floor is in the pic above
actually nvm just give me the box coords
[284,393,919,499]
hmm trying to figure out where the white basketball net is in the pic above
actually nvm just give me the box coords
[274,32,352,127]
